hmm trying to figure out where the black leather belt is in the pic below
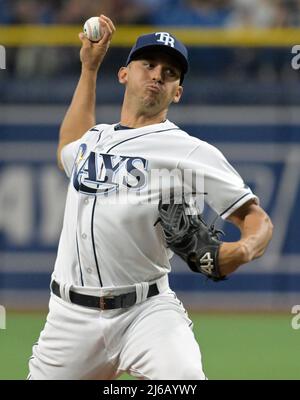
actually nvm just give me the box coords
[51,280,159,310]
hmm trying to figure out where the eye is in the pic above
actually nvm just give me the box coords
[165,68,180,80]
[166,68,176,76]
[143,61,154,69]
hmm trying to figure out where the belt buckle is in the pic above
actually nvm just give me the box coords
[99,296,114,310]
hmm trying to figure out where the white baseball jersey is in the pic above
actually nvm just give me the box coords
[54,119,256,288]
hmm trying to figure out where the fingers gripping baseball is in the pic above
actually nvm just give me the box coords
[99,15,116,46]
[79,14,116,72]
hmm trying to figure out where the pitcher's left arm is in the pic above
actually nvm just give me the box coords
[218,199,273,276]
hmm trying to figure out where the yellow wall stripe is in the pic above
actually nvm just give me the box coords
[1,25,300,47]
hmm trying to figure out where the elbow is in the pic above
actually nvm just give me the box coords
[269,218,274,238]
[56,147,64,171]
[265,212,274,242]
[254,213,274,260]
[57,159,64,171]
[258,214,273,259]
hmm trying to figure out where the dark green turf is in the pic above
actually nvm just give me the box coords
[0,313,45,380]
[191,313,300,380]
[0,311,299,380]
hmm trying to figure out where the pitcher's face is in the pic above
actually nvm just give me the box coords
[119,51,183,112]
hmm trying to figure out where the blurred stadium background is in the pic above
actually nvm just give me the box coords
[0,0,300,380]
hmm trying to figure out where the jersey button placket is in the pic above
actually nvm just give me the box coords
[77,194,97,286]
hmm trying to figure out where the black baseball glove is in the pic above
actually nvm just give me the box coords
[155,195,226,282]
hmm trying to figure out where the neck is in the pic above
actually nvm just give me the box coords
[120,113,167,129]
[120,94,168,129]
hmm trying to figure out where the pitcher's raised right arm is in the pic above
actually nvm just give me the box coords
[57,15,116,170]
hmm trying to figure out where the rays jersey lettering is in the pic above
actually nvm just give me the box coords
[73,145,148,195]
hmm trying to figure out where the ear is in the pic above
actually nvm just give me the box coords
[118,67,128,85]
[172,85,183,104]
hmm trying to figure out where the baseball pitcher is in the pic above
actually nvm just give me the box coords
[28,14,273,380]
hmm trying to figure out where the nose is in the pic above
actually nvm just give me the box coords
[151,65,163,83]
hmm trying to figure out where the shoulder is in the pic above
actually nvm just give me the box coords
[167,121,223,156]
[191,139,225,159]
[64,123,112,149]
[82,123,111,140]
[162,121,197,144]
[177,131,225,160]
[153,120,226,162]
[60,123,112,158]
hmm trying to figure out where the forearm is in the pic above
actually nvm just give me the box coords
[239,209,273,260]
[57,68,97,169]
[59,68,97,145]
[219,207,273,276]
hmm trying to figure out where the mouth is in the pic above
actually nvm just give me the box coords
[146,84,161,94]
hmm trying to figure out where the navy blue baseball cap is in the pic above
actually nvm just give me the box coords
[126,32,189,83]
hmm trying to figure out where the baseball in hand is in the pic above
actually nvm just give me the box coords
[83,17,102,42]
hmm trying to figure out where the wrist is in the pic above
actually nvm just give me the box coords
[81,65,99,76]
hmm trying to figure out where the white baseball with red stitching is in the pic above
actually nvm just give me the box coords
[83,17,102,42]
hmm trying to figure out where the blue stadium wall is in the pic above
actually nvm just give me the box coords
[0,105,299,311]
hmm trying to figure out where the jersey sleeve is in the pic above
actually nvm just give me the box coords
[179,141,258,219]
[60,129,97,178]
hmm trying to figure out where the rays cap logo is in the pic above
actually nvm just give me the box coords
[0,45,6,70]
[125,32,189,84]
